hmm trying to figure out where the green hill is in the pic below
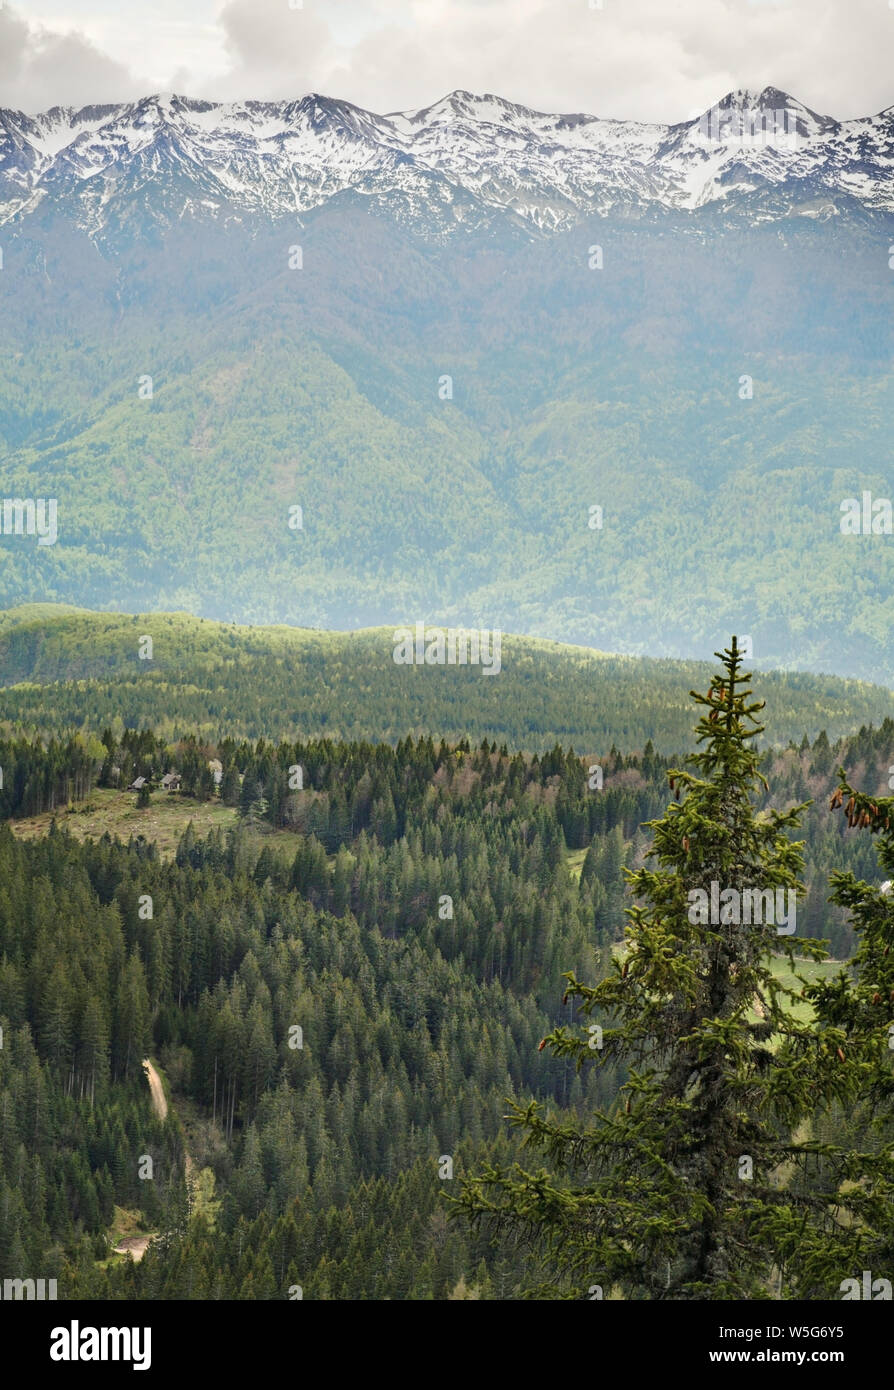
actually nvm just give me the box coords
[1,604,892,751]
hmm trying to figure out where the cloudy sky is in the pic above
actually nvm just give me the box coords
[1,0,892,121]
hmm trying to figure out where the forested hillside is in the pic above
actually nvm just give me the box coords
[0,696,891,1297]
[1,206,893,678]
[2,718,890,960]
[0,738,615,1298]
[2,605,894,751]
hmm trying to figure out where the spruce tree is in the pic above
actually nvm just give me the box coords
[817,773,894,1290]
[455,640,878,1299]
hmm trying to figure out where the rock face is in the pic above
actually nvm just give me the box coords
[2,86,894,240]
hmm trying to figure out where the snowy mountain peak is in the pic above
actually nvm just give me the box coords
[697,87,836,138]
[0,87,892,239]
[720,86,801,110]
[393,89,541,130]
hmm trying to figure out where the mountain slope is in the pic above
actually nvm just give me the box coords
[2,87,894,238]
[1,199,893,676]
[1,89,893,678]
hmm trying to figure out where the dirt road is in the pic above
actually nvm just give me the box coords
[142,1057,168,1121]
[111,1061,168,1264]
[113,1235,154,1262]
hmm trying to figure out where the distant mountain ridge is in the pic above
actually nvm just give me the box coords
[2,85,894,239]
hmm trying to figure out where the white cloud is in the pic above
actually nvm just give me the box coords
[1,0,893,120]
[210,0,335,101]
[0,7,139,111]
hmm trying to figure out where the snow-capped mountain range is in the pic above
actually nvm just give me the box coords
[1,85,892,238]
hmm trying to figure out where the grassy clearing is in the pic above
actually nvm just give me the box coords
[7,787,311,860]
[566,848,588,881]
[757,952,844,1025]
[9,787,237,856]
